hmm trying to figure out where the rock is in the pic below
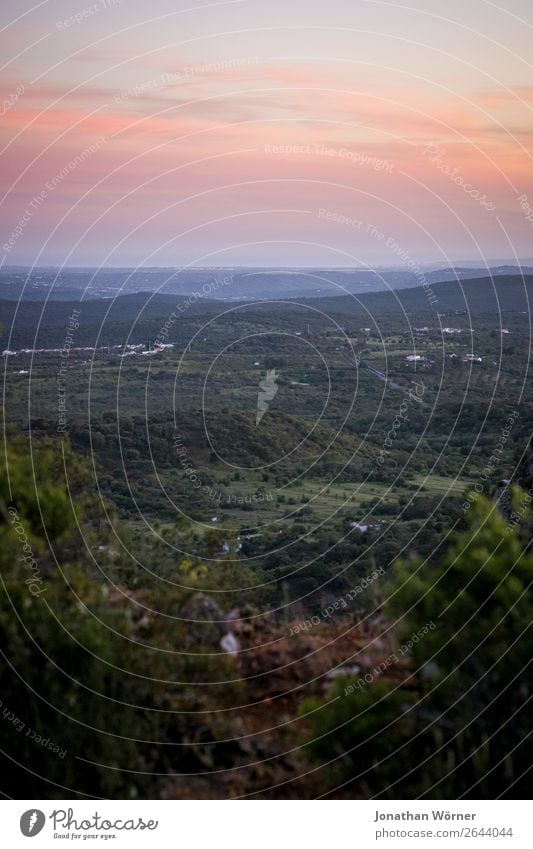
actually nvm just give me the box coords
[225,607,241,624]
[326,664,360,679]
[220,632,240,657]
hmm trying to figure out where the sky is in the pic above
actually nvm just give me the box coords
[1,0,533,267]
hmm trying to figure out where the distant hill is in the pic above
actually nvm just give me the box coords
[1,265,532,302]
[1,274,531,349]
[297,274,533,317]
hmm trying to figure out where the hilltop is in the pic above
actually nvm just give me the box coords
[1,273,531,350]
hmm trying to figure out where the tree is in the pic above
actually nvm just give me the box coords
[0,429,240,798]
[301,493,533,798]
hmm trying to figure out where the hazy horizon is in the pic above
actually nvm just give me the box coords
[4,258,533,271]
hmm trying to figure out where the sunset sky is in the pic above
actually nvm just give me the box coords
[1,0,533,267]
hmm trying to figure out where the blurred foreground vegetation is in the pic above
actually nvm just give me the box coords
[1,427,531,798]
